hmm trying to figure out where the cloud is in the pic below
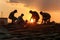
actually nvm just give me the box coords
[9,0,42,10]
[9,0,60,11]
[41,0,60,11]
[9,0,33,4]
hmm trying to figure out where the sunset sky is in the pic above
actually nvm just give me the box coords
[0,0,60,23]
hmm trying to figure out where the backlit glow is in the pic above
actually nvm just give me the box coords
[30,18,35,23]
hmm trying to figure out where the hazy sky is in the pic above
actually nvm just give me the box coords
[9,0,60,10]
[0,0,60,23]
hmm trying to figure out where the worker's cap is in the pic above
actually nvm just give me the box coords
[14,10,17,12]
[40,11,43,14]
[21,14,24,16]
[29,10,33,13]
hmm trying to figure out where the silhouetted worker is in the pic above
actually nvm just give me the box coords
[29,10,40,23]
[40,11,51,24]
[17,14,25,25]
[9,10,17,24]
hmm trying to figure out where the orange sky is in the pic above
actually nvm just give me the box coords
[0,0,60,23]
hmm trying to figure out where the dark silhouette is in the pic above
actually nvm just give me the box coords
[16,14,25,25]
[29,10,40,23]
[9,10,17,24]
[25,20,28,24]
[40,11,51,24]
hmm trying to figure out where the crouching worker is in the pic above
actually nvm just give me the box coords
[40,11,51,24]
[29,10,40,24]
[16,14,25,26]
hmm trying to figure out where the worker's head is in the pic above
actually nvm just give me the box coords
[29,10,33,13]
[40,11,43,15]
[14,10,17,13]
[21,14,24,17]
